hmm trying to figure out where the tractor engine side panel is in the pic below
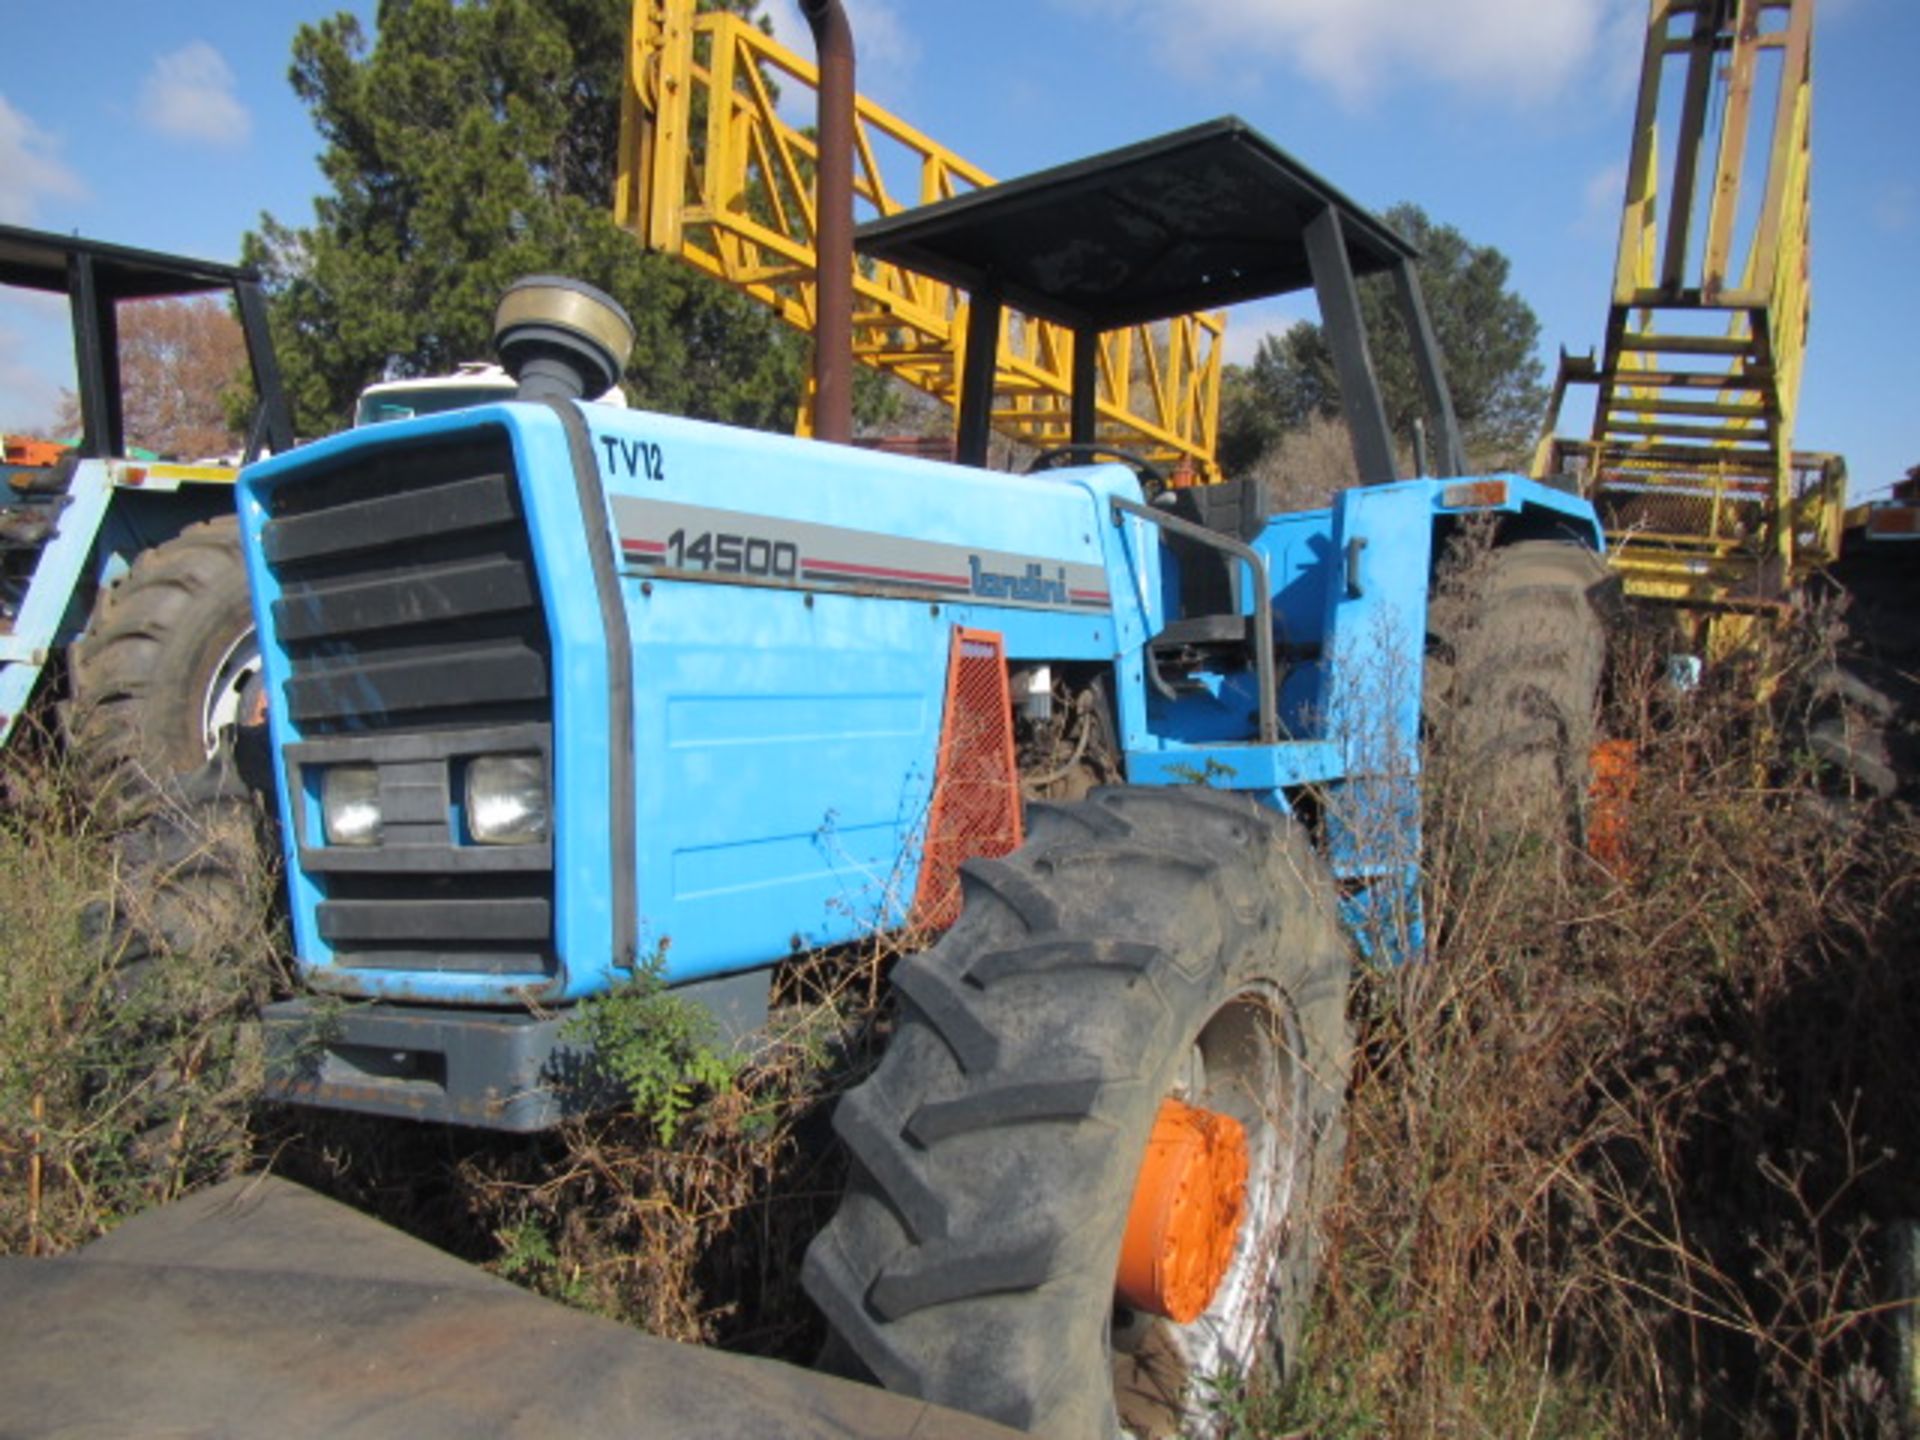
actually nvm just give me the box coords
[580,407,1141,988]
[239,402,1150,1007]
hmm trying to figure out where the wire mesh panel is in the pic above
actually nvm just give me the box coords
[910,628,1023,932]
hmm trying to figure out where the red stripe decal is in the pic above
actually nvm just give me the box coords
[803,557,971,588]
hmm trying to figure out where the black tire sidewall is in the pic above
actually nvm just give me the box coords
[1426,539,1610,837]
[805,788,1351,1438]
[69,515,258,788]
[139,549,256,774]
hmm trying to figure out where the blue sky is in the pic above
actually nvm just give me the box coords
[2,0,1914,496]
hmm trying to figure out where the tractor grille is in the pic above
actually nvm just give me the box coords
[260,427,557,982]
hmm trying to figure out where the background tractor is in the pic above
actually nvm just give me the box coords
[0,226,293,797]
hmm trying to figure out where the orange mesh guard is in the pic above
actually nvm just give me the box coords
[910,628,1023,931]
[1116,1098,1250,1324]
[1587,738,1639,875]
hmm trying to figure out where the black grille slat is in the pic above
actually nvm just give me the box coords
[269,434,548,737]
[285,637,548,724]
[262,427,558,983]
[331,949,552,975]
[318,897,551,944]
[273,556,535,642]
[264,472,516,565]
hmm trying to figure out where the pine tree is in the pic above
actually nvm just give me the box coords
[248,0,802,437]
[1219,203,1547,475]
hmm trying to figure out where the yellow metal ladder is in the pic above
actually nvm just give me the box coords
[1536,0,1845,627]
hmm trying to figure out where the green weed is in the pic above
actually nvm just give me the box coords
[565,952,743,1144]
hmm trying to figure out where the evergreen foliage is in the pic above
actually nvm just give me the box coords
[247,0,805,437]
[1220,203,1547,475]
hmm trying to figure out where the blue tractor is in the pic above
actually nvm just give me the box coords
[234,120,1608,1437]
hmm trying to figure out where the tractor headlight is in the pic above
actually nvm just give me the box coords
[466,753,548,845]
[321,765,382,847]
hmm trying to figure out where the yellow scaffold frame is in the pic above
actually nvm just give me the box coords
[616,0,1226,477]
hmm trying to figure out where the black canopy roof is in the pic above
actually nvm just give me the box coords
[0,224,291,460]
[854,117,1416,332]
[0,224,255,300]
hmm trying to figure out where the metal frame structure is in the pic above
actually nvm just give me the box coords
[1535,0,1843,628]
[615,0,1227,475]
[0,225,292,460]
[854,119,1466,486]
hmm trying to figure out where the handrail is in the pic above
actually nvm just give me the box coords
[1111,496,1278,744]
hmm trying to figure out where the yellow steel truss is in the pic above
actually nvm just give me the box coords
[616,0,1225,476]
[1535,0,1845,621]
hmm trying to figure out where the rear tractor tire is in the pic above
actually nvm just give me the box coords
[804,787,1352,1438]
[1425,539,1610,840]
[68,515,260,806]
[1804,661,1908,803]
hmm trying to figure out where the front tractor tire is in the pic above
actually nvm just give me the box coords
[68,515,260,800]
[804,787,1352,1438]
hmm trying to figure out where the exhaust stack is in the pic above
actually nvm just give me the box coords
[801,0,855,444]
[494,276,635,403]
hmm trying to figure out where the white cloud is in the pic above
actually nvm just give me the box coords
[1054,0,1639,108]
[139,41,251,147]
[765,0,920,94]
[1221,297,1311,366]
[1583,161,1626,223]
[0,95,86,225]
[1873,181,1917,236]
[1593,0,1647,98]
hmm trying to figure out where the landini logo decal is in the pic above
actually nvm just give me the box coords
[967,557,1069,605]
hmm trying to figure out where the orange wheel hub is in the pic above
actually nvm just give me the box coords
[1116,1097,1250,1323]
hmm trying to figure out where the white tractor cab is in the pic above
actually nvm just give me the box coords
[355,362,626,427]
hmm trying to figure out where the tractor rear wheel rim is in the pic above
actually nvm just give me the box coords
[1112,983,1305,1435]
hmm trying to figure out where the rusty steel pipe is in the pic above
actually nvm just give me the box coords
[802,0,855,444]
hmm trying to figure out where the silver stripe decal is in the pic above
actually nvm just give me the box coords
[609,496,1112,612]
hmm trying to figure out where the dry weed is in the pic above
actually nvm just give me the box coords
[265,932,906,1362]
[1247,414,1363,512]
[1276,556,1920,1439]
[0,734,284,1255]
[8,530,1914,1440]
